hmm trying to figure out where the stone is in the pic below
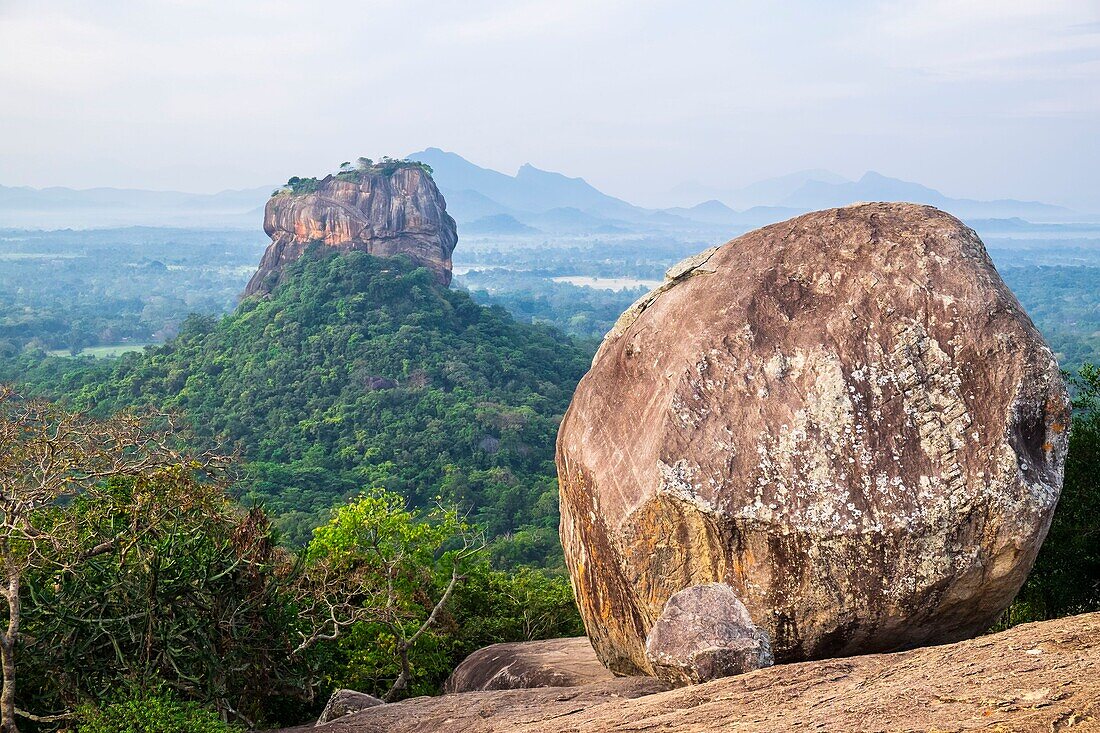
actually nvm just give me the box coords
[244,165,457,297]
[644,583,772,685]
[556,203,1071,678]
[443,637,614,693]
[315,689,384,725]
[275,612,1100,732]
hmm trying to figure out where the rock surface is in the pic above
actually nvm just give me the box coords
[316,690,384,725]
[557,203,1070,677]
[644,583,773,684]
[276,612,1100,732]
[444,637,614,693]
[244,166,457,296]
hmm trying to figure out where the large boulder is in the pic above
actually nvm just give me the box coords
[244,163,457,296]
[556,203,1070,678]
[443,637,614,693]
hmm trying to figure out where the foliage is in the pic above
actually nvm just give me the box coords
[1005,364,1100,623]
[306,493,583,699]
[303,490,482,699]
[75,685,242,733]
[0,389,238,732]
[6,252,590,563]
[276,158,435,196]
[14,468,581,729]
[19,481,310,728]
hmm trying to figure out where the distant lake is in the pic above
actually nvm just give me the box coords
[452,264,523,275]
[551,275,662,291]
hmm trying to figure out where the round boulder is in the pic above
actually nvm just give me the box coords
[557,203,1070,678]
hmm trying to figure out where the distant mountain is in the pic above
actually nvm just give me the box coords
[963,217,1100,234]
[463,214,540,235]
[407,148,644,223]
[664,199,740,225]
[3,154,1081,233]
[782,172,1072,220]
[0,183,271,228]
[660,200,806,230]
[668,169,849,209]
[525,207,633,234]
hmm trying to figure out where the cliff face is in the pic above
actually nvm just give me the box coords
[244,166,457,297]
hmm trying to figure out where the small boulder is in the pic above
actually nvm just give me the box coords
[444,637,614,693]
[645,583,773,685]
[316,689,383,725]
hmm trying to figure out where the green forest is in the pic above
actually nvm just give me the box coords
[2,251,590,560]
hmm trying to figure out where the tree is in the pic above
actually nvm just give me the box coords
[301,489,483,701]
[0,387,222,732]
[20,490,312,728]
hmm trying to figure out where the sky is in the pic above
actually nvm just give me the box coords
[1,0,1098,210]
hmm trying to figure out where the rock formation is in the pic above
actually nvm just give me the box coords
[556,203,1070,679]
[276,612,1100,732]
[443,637,614,693]
[244,164,457,297]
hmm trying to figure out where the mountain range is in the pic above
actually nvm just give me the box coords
[0,150,1083,232]
[0,183,272,229]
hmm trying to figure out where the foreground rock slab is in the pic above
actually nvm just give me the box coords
[275,612,1099,732]
[558,203,1070,676]
[443,636,614,692]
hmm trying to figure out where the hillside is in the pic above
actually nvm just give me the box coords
[5,251,591,554]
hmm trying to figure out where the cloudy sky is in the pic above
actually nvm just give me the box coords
[1,0,1098,209]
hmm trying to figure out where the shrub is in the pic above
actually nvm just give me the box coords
[76,686,242,733]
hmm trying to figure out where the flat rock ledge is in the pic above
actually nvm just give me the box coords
[274,611,1100,732]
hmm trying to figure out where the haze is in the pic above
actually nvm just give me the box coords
[1,0,1098,210]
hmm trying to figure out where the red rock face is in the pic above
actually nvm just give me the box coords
[243,167,457,297]
[557,203,1070,678]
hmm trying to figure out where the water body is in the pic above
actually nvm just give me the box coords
[551,275,662,291]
